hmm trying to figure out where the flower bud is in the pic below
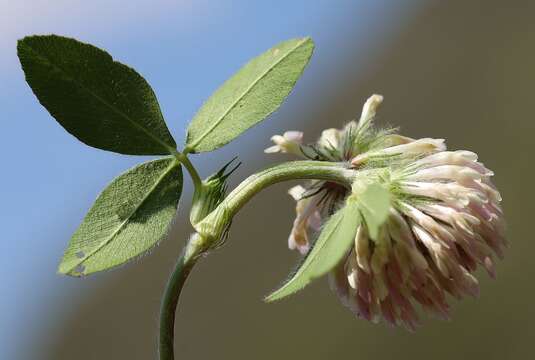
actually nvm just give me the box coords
[356,94,383,131]
[264,131,304,155]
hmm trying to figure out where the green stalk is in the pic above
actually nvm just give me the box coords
[194,160,355,243]
[158,160,356,359]
[159,234,204,360]
[173,151,202,190]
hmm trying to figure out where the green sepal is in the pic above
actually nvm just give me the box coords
[356,183,391,241]
[265,200,361,302]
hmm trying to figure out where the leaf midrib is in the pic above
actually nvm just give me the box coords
[187,38,309,150]
[22,42,175,154]
[64,160,179,274]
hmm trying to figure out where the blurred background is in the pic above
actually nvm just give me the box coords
[1,0,534,359]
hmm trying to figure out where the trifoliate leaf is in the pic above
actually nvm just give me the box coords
[185,37,314,153]
[265,201,360,302]
[18,35,176,155]
[58,158,182,276]
[358,183,391,240]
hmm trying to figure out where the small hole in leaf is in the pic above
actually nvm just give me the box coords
[73,264,86,275]
[75,251,85,259]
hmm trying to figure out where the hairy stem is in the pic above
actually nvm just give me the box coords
[195,160,355,243]
[159,234,204,360]
[158,160,356,359]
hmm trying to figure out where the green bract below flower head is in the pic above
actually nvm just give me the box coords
[266,94,505,331]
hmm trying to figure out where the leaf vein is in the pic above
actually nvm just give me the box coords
[187,37,309,150]
[22,43,175,154]
[66,160,179,274]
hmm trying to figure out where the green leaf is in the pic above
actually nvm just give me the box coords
[265,201,360,302]
[358,183,391,240]
[58,158,182,276]
[18,35,176,155]
[185,37,314,153]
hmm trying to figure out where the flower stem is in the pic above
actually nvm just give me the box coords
[159,234,204,360]
[194,160,355,243]
[158,160,355,360]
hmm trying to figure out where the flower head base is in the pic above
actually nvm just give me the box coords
[266,94,505,330]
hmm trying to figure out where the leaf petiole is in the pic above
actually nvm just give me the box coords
[173,150,202,191]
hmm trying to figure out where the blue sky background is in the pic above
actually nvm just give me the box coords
[0,1,425,358]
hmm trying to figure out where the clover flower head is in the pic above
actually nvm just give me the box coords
[266,94,505,330]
